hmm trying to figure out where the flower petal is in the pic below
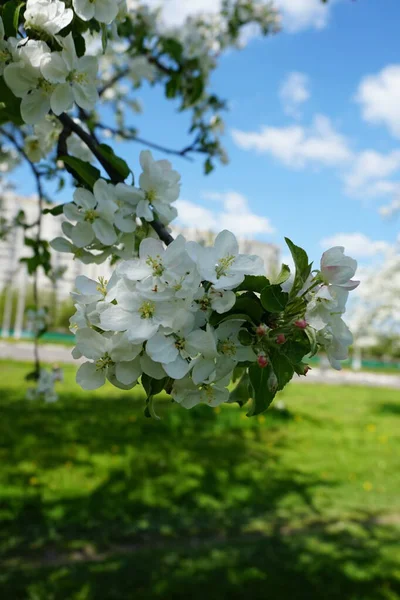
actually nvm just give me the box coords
[76,361,105,390]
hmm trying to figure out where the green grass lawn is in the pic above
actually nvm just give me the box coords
[1,360,400,600]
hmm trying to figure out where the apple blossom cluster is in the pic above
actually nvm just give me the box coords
[69,230,359,415]
[50,150,179,263]
[0,0,360,417]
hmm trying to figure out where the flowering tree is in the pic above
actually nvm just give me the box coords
[0,0,359,415]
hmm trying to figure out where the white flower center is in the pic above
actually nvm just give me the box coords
[84,209,97,223]
[146,254,164,276]
[38,78,55,94]
[174,337,185,351]
[96,276,108,296]
[215,254,235,279]
[95,353,114,371]
[139,300,155,319]
[69,70,88,84]
[201,384,216,404]
[145,188,157,203]
[218,339,236,357]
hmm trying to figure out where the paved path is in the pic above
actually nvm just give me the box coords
[1,341,400,389]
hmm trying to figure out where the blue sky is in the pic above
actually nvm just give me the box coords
[12,0,400,269]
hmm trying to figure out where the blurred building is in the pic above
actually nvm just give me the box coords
[0,194,279,338]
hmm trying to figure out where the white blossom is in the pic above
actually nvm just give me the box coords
[187,229,264,290]
[24,0,73,37]
[75,328,143,389]
[40,34,99,113]
[72,0,119,24]
[0,18,13,75]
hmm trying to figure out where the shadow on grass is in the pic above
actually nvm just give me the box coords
[377,403,400,417]
[0,387,399,599]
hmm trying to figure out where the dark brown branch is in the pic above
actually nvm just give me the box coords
[58,113,125,182]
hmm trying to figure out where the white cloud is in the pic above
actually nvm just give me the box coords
[275,0,333,32]
[320,232,390,258]
[143,0,218,26]
[232,114,352,168]
[279,72,310,117]
[344,149,400,195]
[174,190,274,238]
[356,65,400,138]
[143,0,335,32]
[379,197,400,218]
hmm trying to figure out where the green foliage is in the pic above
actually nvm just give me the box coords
[60,155,101,189]
[141,374,169,419]
[247,364,276,415]
[0,76,23,125]
[236,275,270,293]
[261,284,289,312]
[43,204,64,216]
[1,0,24,37]
[228,371,251,406]
[285,237,312,298]
[269,350,295,391]
[97,144,130,182]
[273,263,291,285]
[21,237,51,275]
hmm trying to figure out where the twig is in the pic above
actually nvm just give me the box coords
[95,123,194,161]
[99,66,130,97]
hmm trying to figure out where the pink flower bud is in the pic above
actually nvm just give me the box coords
[276,334,286,345]
[257,353,269,368]
[256,324,268,337]
[294,319,308,329]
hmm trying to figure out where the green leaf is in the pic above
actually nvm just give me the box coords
[0,76,22,125]
[2,0,24,37]
[229,372,251,407]
[43,204,64,216]
[261,285,289,313]
[141,374,167,398]
[161,38,183,61]
[237,329,253,346]
[247,365,276,416]
[209,312,256,327]
[204,158,214,175]
[233,295,264,323]
[304,326,318,357]
[186,76,204,105]
[281,334,311,365]
[101,22,108,52]
[60,156,101,188]
[269,350,295,391]
[235,275,270,293]
[97,144,130,181]
[73,33,86,58]
[273,264,291,285]
[285,237,312,297]
[166,75,180,98]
